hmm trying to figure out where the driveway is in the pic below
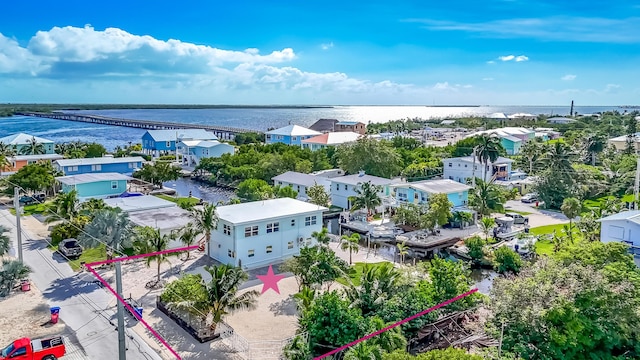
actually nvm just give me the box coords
[0,210,163,360]
[503,200,569,228]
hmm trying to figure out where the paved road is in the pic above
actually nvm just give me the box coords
[503,200,569,228]
[0,210,164,360]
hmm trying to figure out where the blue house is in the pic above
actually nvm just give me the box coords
[56,173,132,201]
[177,140,235,166]
[265,125,321,146]
[55,156,145,176]
[501,136,523,156]
[390,179,473,208]
[142,129,218,157]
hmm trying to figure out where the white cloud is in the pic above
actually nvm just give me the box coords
[486,60,495,64]
[482,77,494,81]
[0,26,296,77]
[497,54,528,62]
[321,42,334,50]
[433,82,472,91]
[406,16,640,43]
[561,74,577,81]
[605,83,621,93]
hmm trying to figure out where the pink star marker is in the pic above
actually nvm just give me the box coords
[257,265,285,294]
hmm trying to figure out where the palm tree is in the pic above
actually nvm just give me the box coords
[469,179,505,216]
[396,241,409,263]
[186,264,259,332]
[20,136,45,155]
[282,335,312,360]
[451,211,473,229]
[561,197,582,244]
[367,316,407,353]
[80,208,132,260]
[480,217,496,240]
[133,227,173,284]
[176,223,199,260]
[544,141,576,174]
[340,233,360,265]
[189,202,218,254]
[0,259,31,297]
[343,342,383,360]
[0,226,10,257]
[293,286,316,312]
[584,133,606,166]
[0,142,16,157]
[350,181,382,216]
[311,227,331,246]
[78,198,108,216]
[475,134,502,180]
[517,140,545,174]
[45,190,79,223]
[344,263,400,316]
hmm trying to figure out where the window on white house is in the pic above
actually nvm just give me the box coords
[248,249,255,257]
[244,226,259,237]
[111,181,118,189]
[344,184,348,190]
[266,222,280,233]
[291,219,296,226]
[305,216,317,226]
[166,141,171,147]
[266,246,273,253]
[223,224,232,236]
[228,249,234,258]
[335,184,339,190]
[288,241,294,249]
[448,163,452,167]
[464,164,468,167]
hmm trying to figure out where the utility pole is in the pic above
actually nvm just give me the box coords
[634,156,640,210]
[13,188,23,262]
[115,261,127,360]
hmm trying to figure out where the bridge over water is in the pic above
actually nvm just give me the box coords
[19,112,261,140]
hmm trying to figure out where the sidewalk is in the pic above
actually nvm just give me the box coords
[0,210,164,360]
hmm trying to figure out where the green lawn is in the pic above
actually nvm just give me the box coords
[529,223,566,236]
[10,202,50,216]
[336,262,391,286]
[530,223,584,256]
[155,194,199,208]
[506,209,532,216]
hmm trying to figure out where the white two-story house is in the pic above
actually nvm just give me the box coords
[272,171,331,201]
[598,210,640,258]
[442,156,514,183]
[330,171,402,210]
[211,198,327,270]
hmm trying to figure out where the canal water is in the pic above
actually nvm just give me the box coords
[163,177,234,204]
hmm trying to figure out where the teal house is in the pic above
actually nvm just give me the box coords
[0,133,55,154]
[501,135,523,156]
[56,173,133,201]
[391,179,473,208]
[177,140,235,166]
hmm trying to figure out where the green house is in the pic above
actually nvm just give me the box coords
[56,173,133,201]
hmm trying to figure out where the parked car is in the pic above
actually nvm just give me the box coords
[504,213,529,225]
[0,336,66,360]
[520,193,539,203]
[18,194,45,205]
[57,238,83,259]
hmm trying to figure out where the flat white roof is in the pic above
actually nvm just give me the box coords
[128,206,192,234]
[145,129,218,142]
[330,173,397,186]
[442,156,514,164]
[103,195,176,213]
[272,171,331,188]
[11,153,63,161]
[178,140,230,148]
[56,173,133,185]
[55,156,145,167]
[266,125,322,137]
[216,198,327,225]
[393,179,472,194]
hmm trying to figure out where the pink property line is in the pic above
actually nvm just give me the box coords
[314,288,479,360]
[84,245,201,360]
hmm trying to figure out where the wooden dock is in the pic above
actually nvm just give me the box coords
[18,111,260,140]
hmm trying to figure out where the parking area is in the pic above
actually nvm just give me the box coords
[503,200,569,228]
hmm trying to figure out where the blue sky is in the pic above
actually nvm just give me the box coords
[1,0,639,105]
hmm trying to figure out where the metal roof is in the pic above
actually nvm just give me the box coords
[55,156,145,167]
[0,133,54,145]
[598,210,640,223]
[301,132,361,145]
[265,125,322,136]
[330,173,398,186]
[56,173,133,185]
[272,171,330,188]
[393,179,472,194]
[103,195,176,213]
[216,198,327,225]
[145,129,218,142]
[11,153,63,161]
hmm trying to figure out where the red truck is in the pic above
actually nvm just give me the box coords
[0,336,66,360]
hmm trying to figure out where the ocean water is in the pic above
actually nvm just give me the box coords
[0,105,622,150]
